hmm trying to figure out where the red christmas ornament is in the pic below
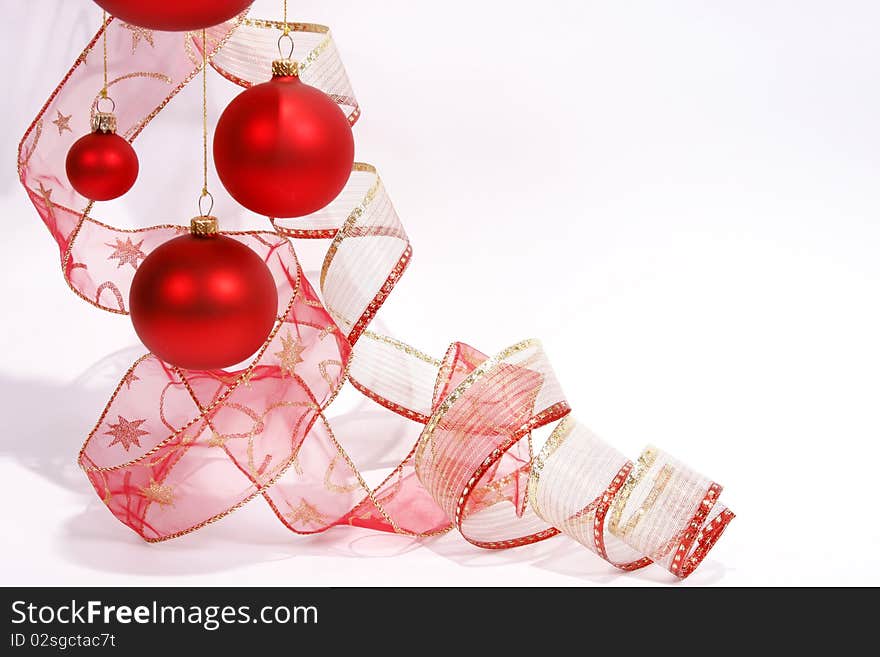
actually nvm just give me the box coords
[66,112,138,201]
[92,0,253,31]
[213,59,355,218]
[129,217,278,371]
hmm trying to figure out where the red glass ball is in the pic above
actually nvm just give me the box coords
[129,234,278,371]
[213,73,355,218]
[93,1,253,31]
[66,132,139,201]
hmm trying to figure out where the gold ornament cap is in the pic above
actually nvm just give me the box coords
[272,58,299,78]
[190,215,219,237]
[91,111,118,134]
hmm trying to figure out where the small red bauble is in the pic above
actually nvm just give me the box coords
[66,129,139,202]
[92,0,253,31]
[129,224,278,371]
[213,61,355,218]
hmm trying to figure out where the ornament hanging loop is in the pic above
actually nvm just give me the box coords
[198,190,215,218]
[278,33,295,61]
[96,95,116,115]
[93,93,118,133]
[191,27,217,238]
[192,191,218,236]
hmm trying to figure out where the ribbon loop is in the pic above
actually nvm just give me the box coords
[18,13,734,578]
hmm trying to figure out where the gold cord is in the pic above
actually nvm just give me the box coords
[283,0,290,35]
[201,28,209,198]
[101,10,108,98]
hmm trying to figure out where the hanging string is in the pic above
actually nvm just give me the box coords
[278,0,294,59]
[101,10,108,99]
[199,28,213,217]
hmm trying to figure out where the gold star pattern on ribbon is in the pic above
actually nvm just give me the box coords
[105,415,149,451]
[121,23,155,53]
[121,370,140,389]
[275,332,306,377]
[36,181,54,210]
[106,237,146,270]
[139,480,175,507]
[51,110,72,135]
[285,499,328,527]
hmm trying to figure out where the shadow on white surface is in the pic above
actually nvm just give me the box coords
[0,345,145,494]
[1,341,725,585]
[60,497,727,584]
[422,527,728,586]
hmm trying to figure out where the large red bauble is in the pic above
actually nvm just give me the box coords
[129,234,278,371]
[92,1,253,31]
[213,71,355,218]
[66,132,139,201]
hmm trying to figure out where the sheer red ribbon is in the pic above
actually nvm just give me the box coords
[18,13,734,578]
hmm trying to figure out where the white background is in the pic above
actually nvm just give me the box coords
[1,0,879,586]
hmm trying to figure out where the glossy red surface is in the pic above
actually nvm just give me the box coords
[214,74,355,218]
[66,132,139,201]
[93,0,253,31]
[129,234,278,370]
